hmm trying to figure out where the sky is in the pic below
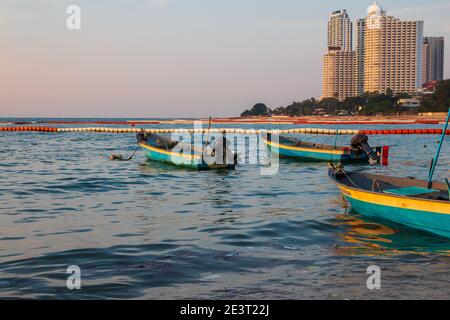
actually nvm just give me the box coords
[1,0,449,118]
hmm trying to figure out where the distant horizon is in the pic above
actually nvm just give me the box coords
[1,0,449,117]
[0,116,218,119]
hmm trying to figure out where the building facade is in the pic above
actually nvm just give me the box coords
[322,48,357,101]
[364,2,424,94]
[322,9,357,101]
[356,18,366,95]
[422,36,445,83]
[328,10,353,51]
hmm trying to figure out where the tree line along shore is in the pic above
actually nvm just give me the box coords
[241,79,450,118]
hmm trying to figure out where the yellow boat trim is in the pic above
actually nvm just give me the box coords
[140,143,202,160]
[263,139,346,155]
[339,184,450,215]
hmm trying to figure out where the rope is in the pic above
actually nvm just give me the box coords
[339,167,362,190]
[110,144,141,162]
[125,144,141,161]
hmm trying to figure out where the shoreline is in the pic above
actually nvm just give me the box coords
[1,114,448,126]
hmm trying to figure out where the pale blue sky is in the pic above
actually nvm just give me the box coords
[0,0,449,117]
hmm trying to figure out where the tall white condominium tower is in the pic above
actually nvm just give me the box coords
[422,37,445,83]
[328,9,353,51]
[364,2,424,94]
[356,19,366,95]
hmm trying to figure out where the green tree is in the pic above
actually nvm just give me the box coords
[240,80,450,117]
[363,94,396,115]
[420,80,450,112]
[386,88,394,97]
[341,96,367,113]
[241,103,271,117]
[318,98,340,114]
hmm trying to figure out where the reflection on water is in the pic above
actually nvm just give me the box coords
[0,123,450,299]
[334,213,450,257]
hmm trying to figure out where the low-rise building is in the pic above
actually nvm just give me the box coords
[398,98,421,108]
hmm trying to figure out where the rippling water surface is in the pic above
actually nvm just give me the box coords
[1,120,450,299]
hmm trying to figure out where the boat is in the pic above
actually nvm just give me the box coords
[329,108,450,238]
[136,132,237,170]
[328,164,450,239]
[263,133,388,164]
[328,108,450,238]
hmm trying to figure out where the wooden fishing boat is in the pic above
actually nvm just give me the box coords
[136,132,237,170]
[329,165,450,239]
[263,134,388,164]
[329,108,450,238]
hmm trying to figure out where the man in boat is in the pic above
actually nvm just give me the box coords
[350,134,379,165]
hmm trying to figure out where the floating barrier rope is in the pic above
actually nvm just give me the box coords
[2,119,448,126]
[1,126,450,135]
[0,126,58,132]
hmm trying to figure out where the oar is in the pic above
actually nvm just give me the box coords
[427,108,450,188]
[445,178,450,199]
[330,127,338,162]
[333,128,339,148]
[205,116,212,146]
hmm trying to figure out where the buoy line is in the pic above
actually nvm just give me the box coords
[1,126,449,135]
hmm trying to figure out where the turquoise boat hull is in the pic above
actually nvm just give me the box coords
[140,142,236,170]
[264,137,370,163]
[345,196,450,239]
[268,143,367,162]
[329,168,450,239]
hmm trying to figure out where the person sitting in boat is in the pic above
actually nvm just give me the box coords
[350,134,379,165]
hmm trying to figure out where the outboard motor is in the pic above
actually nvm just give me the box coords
[351,134,379,164]
[210,136,238,166]
[136,131,147,144]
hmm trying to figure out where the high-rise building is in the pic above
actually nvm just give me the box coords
[322,48,357,101]
[356,19,366,95]
[322,9,356,101]
[422,37,445,83]
[364,2,424,94]
[328,10,353,51]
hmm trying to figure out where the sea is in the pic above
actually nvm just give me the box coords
[0,118,449,299]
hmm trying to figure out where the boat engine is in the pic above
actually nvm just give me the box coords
[350,134,379,165]
[210,137,238,166]
[136,132,147,143]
